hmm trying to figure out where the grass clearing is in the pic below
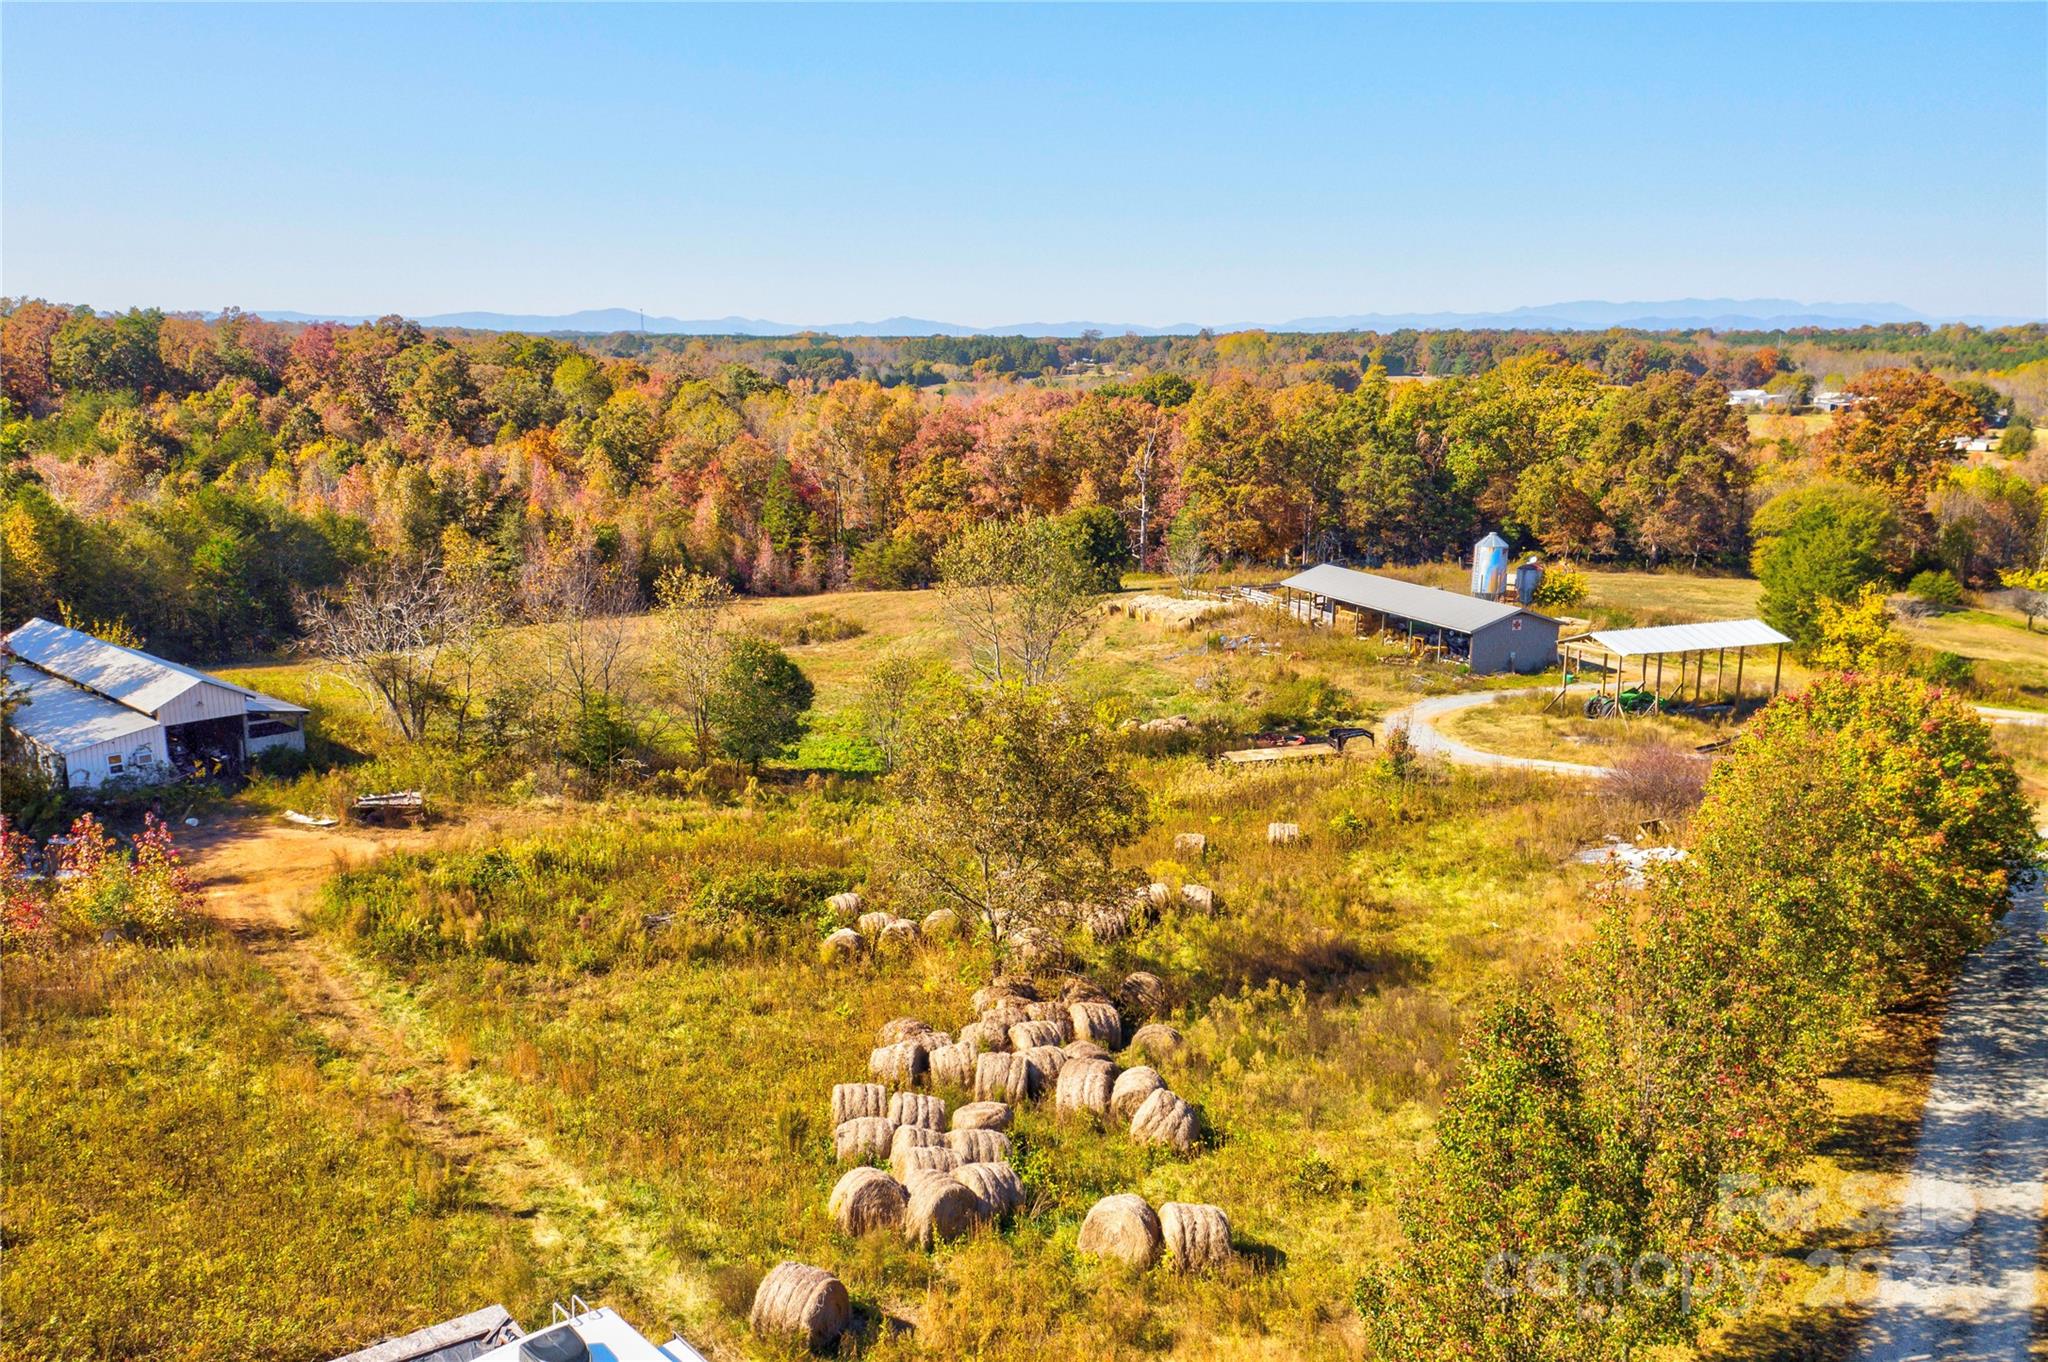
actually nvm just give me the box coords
[1436,691,1731,764]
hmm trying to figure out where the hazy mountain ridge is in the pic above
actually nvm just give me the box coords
[241,298,2038,337]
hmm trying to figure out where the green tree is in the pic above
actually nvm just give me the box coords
[1751,483,1901,646]
[706,636,813,771]
[1056,504,1133,594]
[936,514,1103,686]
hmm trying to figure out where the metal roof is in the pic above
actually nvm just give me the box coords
[3,617,305,716]
[4,664,161,754]
[1573,619,1790,657]
[1280,564,1557,636]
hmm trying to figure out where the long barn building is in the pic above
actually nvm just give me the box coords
[3,618,307,789]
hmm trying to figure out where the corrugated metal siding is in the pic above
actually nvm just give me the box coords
[157,681,247,726]
[61,727,171,787]
[1470,615,1560,675]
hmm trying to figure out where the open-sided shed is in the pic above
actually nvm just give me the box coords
[1561,618,1791,712]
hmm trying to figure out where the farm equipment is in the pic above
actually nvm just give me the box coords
[1251,731,1310,748]
[1326,726,1375,752]
[1583,686,1658,719]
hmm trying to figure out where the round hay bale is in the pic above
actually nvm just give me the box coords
[1110,1065,1165,1121]
[905,1029,953,1055]
[1180,884,1215,913]
[1126,1023,1184,1062]
[1054,1057,1116,1118]
[869,1041,927,1087]
[1172,831,1208,858]
[889,1124,945,1161]
[920,907,961,939]
[1008,1019,1063,1051]
[1129,1087,1199,1153]
[828,1166,906,1236]
[957,1020,1010,1053]
[833,1116,895,1164]
[979,999,1032,1032]
[888,1091,947,1130]
[819,928,863,963]
[973,1051,1031,1104]
[903,1176,982,1248]
[1082,903,1129,943]
[876,918,920,951]
[1077,1194,1162,1268]
[750,1261,851,1351]
[1019,1044,1065,1096]
[1062,1039,1111,1062]
[856,910,893,938]
[831,1082,887,1126]
[1160,1202,1233,1273]
[971,984,1027,1014]
[1069,1000,1123,1048]
[1267,821,1300,846]
[945,1126,1012,1164]
[1009,925,1061,969]
[826,890,863,916]
[1023,999,1073,1029]
[927,1041,977,1091]
[889,1141,961,1183]
[1146,881,1171,908]
[1118,971,1167,1017]
[901,1166,961,1202]
[877,1017,933,1046]
[1060,976,1112,1005]
[954,1159,1025,1216]
[951,1100,1014,1132]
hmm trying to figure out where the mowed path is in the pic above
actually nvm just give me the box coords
[185,816,722,1353]
[1852,876,2048,1362]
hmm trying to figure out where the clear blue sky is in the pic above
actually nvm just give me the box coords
[4,2,2043,324]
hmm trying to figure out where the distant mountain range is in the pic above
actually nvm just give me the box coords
[241,298,2040,338]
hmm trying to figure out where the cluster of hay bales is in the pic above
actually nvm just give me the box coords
[818,895,938,965]
[750,1261,852,1351]
[1075,1195,1233,1272]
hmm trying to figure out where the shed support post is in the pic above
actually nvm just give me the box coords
[1772,644,1784,696]
[1716,648,1726,700]
[1734,648,1745,700]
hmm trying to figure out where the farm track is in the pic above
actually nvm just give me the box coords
[187,819,723,1354]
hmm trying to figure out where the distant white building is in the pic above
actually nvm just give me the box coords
[1727,388,1789,409]
[2,617,306,789]
[1812,389,1858,412]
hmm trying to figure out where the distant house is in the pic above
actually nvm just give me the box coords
[1812,390,1858,412]
[2,618,306,789]
[1727,388,1789,409]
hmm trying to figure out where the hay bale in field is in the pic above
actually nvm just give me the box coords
[957,1020,1010,1053]
[1267,821,1300,846]
[1077,1194,1162,1268]
[1110,1066,1165,1122]
[971,984,1029,1013]
[1180,884,1215,913]
[889,1141,961,1183]
[1172,832,1207,858]
[1160,1202,1233,1272]
[857,910,893,938]
[1054,1057,1116,1118]
[1146,881,1171,909]
[888,1091,947,1130]
[954,1159,1025,1216]
[1129,1087,1199,1153]
[905,1030,952,1055]
[869,1041,927,1087]
[1008,1019,1063,1051]
[1023,999,1074,1031]
[819,928,863,963]
[1127,1022,1184,1061]
[877,918,920,951]
[979,999,1032,1032]
[831,1082,887,1126]
[973,1051,1031,1104]
[901,1166,959,1200]
[877,1017,933,1046]
[889,1124,945,1161]
[828,1166,906,1237]
[750,1261,851,1351]
[826,891,863,916]
[1060,977,1112,1004]
[1069,1000,1123,1048]
[920,907,961,939]
[1062,1039,1111,1061]
[833,1116,895,1164]
[951,1100,1013,1132]
[1118,971,1167,1016]
[1081,902,1129,943]
[1009,925,1061,969]
[927,1041,977,1090]
[903,1176,982,1248]
[946,1127,1013,1164]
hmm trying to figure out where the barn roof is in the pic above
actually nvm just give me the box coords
[1573,619,1790,657]
[3,618,305,716]
[4,664,161,754]
[1280,564,1557,636]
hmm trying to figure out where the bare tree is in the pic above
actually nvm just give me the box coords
[651,565,735,764]
[522,542,645,771]
[1164,508,1214,598]
[298,559,494,742]
[936,515,1103,687]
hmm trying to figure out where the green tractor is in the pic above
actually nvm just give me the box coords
[1583,685,1658,718]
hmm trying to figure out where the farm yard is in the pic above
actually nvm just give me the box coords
[6,558,2043,1362]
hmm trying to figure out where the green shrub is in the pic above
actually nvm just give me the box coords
[849,533,934,589]
[1918,649,1976,689]
[1255,671,1352,730]
[1529,568,1588,610]
[692,867,852,923]
[1907,568,1964,608]
[757,610,866,646]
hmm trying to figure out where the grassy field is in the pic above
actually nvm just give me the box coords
[1437,690,1731,765]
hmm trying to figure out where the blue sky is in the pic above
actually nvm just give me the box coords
[4,3,2043,324]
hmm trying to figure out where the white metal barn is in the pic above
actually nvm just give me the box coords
[2,618,307,789]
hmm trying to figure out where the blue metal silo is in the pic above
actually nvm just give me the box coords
[1514,555,1545,605]
[1470,532,1509,599]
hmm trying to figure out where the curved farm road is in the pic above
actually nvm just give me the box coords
[186,815,724,1351]
[1851,875,2048,1362]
